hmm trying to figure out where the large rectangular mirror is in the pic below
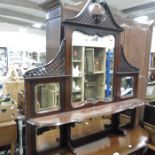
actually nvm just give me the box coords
[72,31,115,107]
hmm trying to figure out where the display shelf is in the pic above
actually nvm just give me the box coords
[72,90,82,93]
[0,47,8,75]
[73,76,82,78]
[93,71,105,74]
[72,45,106,104]
[28,98,144,127]
[72,60,82,63]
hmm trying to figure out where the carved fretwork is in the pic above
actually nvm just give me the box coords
[64,0,123,31]
[117,46,139,74]
[24,39,65,78]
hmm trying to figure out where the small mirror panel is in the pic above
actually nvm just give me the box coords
[72,31,115,107]
[36,127,60,152]
[34,82,61,113]
[120,76,134,98]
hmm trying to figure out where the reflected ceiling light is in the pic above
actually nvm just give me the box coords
[89,1,105,16]
[113,153,120,155]
[64,0,83,6]
[32,23,43,29]
[89,1,106,24]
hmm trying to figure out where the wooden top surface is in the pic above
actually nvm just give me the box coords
[28,98,144,127]
[64,126,148,155]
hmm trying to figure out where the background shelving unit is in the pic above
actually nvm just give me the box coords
[0,47,8,76]
[72,45,106,104]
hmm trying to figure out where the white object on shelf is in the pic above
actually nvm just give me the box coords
[73,65,80,77]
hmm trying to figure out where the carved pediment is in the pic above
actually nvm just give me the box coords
[117,46,139,74]
[64,0,123,31]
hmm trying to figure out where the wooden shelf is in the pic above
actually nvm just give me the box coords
[72,90,82,93]
[28,98,144,127]
[72,60,82,62]
[64,126,148,155]
[73,76,82,78]
[94,71,105,74]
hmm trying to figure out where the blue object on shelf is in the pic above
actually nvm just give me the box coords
[105,49,113,98]
[0,82,2,89]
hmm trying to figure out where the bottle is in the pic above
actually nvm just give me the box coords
[73,49,78,60]
[95,59,100,72]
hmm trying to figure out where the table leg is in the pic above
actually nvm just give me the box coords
[11,143,15,155]
[18,119,23,155]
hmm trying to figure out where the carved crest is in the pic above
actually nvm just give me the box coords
[64,0,123,31]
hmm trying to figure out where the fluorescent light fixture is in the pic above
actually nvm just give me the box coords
[32,23,43,29]
[134,16,148,23]
[134,16,154,25]
[19,27,27,33]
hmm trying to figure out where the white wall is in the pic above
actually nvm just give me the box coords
[151,26,155,53]
[0,22,46,52]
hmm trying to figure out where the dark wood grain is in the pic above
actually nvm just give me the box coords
[64,126,148,155]
[24,0,151,154]
[28,98,144,127]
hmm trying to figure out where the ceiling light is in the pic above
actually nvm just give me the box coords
[32,23,43,29]
[19,28,27,33]
[134,16,154,25]
[134,16,148,23]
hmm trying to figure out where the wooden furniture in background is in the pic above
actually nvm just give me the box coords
[3,80,24,103]
[0,121,17,155]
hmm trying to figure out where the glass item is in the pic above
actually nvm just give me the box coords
[34,82,61,113]
[72,31,115,107]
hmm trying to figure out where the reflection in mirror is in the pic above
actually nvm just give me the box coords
[71,116,111,140]
[120,77,134,98]
[72,31,115,107]
[34,82,60,112]
[36,127,60,152]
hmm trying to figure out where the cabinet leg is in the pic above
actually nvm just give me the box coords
[18,119,23,155]
[10,143,15,155]
[112,113,126,136]
[67,140,76,155]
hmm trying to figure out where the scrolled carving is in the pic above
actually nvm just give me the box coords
[24,39,66,78]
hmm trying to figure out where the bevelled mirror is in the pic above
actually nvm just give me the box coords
[34,82,61,113]
[120,76,134,98]
[72,31,115,107]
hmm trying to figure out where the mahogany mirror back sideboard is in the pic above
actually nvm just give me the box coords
[24,0,148,154]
